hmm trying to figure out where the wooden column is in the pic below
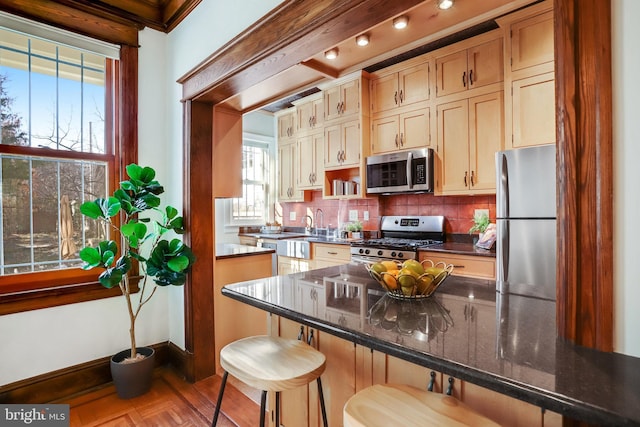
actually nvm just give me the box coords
[183,100,216,381]
[555,0,613,351]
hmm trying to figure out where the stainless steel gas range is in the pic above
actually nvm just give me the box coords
[350,215,445,264]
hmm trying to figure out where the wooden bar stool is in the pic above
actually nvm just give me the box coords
[344,384,501,426]
[211,335,328,427]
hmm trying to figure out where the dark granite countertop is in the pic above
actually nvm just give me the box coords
[215,243,274,260]
[221,264,640,426]
[421,242,496,257]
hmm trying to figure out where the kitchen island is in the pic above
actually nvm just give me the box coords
[222,263,640,426]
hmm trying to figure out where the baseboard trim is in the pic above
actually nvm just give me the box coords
[0,341,192,403]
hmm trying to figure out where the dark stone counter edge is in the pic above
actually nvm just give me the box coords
[221,287,637,427]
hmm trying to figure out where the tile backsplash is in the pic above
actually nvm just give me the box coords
[277,190,495,235]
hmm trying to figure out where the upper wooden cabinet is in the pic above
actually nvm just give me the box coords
[277,108,296,140]
[324,119,361,168]
[498,0,555,149]
[295,94,324,135]
[297,131,324,190]
[436,91,503,195]
[370,61,430,114]
[370,104,430,154]
[435,36,503,98]
[324,78,361,121]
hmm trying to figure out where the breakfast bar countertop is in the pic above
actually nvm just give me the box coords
[221,264,640,426]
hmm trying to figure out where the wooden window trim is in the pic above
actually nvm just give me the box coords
[0,45,138,315]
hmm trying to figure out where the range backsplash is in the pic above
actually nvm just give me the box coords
[277,190,495,235]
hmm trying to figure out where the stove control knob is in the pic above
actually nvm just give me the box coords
[398,253,404,259]
[364,249,370,255]
[390,251,397,258]
[358,248,365,254]
[377,250,383,256]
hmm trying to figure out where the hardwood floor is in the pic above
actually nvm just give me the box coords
[65,367,262,426]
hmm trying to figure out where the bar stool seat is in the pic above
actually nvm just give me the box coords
[344,384,500,427]
[212,335,328,427]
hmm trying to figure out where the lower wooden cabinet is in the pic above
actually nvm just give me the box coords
[278,255,312,275]
[312,243,351,269]
[420,251,496,280]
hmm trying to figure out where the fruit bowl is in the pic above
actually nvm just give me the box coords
[365,259,454,299]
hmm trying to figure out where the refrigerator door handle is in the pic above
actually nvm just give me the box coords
[498,153,509,218]
[497,220,509,288]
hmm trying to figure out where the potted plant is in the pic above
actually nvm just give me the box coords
[79,164,196,399]
[469,211,490,241]
[346,221,363,239]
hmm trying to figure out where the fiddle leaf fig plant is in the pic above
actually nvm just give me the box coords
[79,164,196,361]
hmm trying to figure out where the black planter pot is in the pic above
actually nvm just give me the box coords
[110,347,155,399]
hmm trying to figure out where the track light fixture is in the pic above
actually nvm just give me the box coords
[324,48,339,60]
[438,0,454,10]
[392,15,409,30]
[356,34,370,47]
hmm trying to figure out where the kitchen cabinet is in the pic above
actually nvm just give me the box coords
[370,104,430,154]
[497,1,555,149]
[270,316,355,427]
[324,78,360,121]
[435,36,503,98]
[278,140,306,202]
[277,108,296,140]
[213,251,271,374]
[370,60,430,114]
[297,131,324,190]
[296,94,324,135]
[278,255,312,275]
[324,119,360,168]
[212,106,243,198]
[435,91,503,195]
[419,251,496,280]
[312,243,351,269]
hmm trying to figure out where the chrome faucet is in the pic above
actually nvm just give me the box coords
[315,208,324,236]
[302,215,313,234]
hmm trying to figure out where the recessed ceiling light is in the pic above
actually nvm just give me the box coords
[356,34,370,47]
[392,16,409,30]
[324,48,339,60]
[438,0,454,10]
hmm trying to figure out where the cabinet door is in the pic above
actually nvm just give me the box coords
[399,62,430,105]
[371,115,400,154]
[310,331,356,427]
[370,73,399,114]
[468,91,503,192]
[278,111,295,139]
[399,106,430,150]
[297,97,324,133]
[324,85,342,122]
[297,134,315,189]
[341,119,361,166]
[467,38,503,89]
[437,99,470,194]
[324,123,342,167]
[297,132,323,190]
[435,49,467,97]
[278,142,295,200]
[512,72,555,148]
[341,79,360,117]
[511,11,554,71]
[420,251,496,280]
[275,318,311,427]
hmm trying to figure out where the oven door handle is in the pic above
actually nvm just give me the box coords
[407,150,413,189]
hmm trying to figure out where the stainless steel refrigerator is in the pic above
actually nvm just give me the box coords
[496,144,556,300]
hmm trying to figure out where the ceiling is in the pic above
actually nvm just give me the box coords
[217,0,540,113]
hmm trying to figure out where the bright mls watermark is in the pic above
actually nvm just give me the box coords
[1,405,69,426]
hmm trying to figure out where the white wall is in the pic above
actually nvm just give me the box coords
[612,0,640,357]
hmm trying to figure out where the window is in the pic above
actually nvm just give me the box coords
[0,14,133,310]
[231,134,272,224]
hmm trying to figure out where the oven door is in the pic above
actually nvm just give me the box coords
[351,254,383,265]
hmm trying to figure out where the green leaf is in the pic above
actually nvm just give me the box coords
[99,197,121,218]
[80,201,103,219]
[101,250,115,267]
[98,268,123,288]
[79,247,101,268]
[126,164,143,181]
[165,206,178,220]
[167,255,189,272]
[138,166,156,184]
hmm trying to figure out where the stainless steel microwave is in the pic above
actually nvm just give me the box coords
[366,148,434,194]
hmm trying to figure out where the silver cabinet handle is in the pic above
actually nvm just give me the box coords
[462,71,467,88]
[464,171,468,186]
[400,133,404,147]
[399,89,404,103]
[394,91,398,105]
[469,69,474,85]
[395,134,399,147]
[470,170,475,186]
